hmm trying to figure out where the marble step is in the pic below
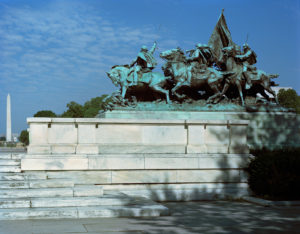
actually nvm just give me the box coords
[0,187,74,198]
[28,179,74,188]
[11,154,25,159]
[0,194,156,209]
[0,155,11,160]
[0,203,169,220]
[0,196,125,209]
[73,185,103,197]
[0,185,103,198]
[0,179,74,189]
[30,195,132,208]
[0,166,21,173]
[0,181,29,189]
[0,173,25,181]
[0,159,20,166]
[0,198,30,209]
[0,172,46,181]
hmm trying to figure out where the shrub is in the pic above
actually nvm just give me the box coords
[247,148,300,200]
[19,130,29,146]
[34,110,57,117]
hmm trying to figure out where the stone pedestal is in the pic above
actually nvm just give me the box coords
[26,118,249,155]
[101,110,300,150]
[20,117,252,200]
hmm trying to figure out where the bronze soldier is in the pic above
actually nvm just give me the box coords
[130,42,157,85]
[235,43,257,89]
[186,43,214,83]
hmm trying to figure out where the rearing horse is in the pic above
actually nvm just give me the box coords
[219,46,279,105]
[160,48,224,103]
[106,65,171,104]
[219,46,246,106]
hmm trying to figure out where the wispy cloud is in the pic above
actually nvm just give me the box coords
[0,1,178,95]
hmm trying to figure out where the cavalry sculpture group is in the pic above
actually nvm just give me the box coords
[106,11,279,107]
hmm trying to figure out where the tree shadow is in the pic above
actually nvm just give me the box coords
[114,112,300,233]
[239,111,300,150]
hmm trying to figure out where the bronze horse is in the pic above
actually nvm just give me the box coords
[218,46,279,105]
[160,48,225,103]
[106,65,171,104]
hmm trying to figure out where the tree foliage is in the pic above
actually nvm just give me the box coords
[61,101,84,118]
[33,94,109,118]
[34,110,57,117]
[19,130,29,145]
[248,148,300,200]
[278,89,300,114]
[60,94,109,118]
[83,95,109,117]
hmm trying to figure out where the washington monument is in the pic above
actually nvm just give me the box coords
[6,93,11,142]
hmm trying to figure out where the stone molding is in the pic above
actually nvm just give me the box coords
[21,154,251,171]
[27,118,249,155]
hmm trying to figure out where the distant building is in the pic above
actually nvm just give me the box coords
[257,86,293,99]
[12,133,19,142]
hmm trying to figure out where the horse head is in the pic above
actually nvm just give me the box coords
[222,46,236,58]
[160,48,185,61]
[106,65,130,87]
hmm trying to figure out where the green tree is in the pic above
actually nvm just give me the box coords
[278,89,300,114]
[61,101,84,118]
[0,136,6,141]
[83,95,109,117]
[19,130,29,145]
[34,110,57,117]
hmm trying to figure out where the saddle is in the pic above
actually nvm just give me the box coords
[127,69,153,84]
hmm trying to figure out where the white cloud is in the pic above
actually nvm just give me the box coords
[0,1,181,98]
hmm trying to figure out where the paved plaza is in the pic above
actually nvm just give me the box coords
[0,200,299,234]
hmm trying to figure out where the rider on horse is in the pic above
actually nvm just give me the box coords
[186,43,214,84]
[235,43,257,89]
[129,41,157,85]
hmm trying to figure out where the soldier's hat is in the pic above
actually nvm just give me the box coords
[243,43,250,49]
[141,45,148,51]
[196,43,210,49]
[196,43,204,48]
[234,44,241,52]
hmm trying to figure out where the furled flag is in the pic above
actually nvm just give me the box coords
[208,9,237,65]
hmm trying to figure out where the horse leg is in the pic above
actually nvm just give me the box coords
[236,81,245,106]
[260,75,278,104]
[207,84,221,104]
[121,86,128,105]
[259,89,270,102]
[171,81,184,99]
[121,85,127,98]
[214,82,230,103]
[265,86,278,104]
[150,85,171,104]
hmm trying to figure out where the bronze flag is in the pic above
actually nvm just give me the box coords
[208,9,236,65]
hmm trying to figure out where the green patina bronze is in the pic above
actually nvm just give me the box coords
[104,10,281,111]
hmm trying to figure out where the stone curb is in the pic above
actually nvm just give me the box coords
[242,196,300,207]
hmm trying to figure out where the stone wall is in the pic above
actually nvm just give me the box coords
[27,118,249,155]
[21,117,252,200]
[101,110,300,150]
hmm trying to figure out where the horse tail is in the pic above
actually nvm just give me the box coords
[269,74,279,79]
[270,81,279,86]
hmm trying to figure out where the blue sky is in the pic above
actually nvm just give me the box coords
[0,0,299,135]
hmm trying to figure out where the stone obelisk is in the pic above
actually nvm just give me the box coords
[6,94,12,142]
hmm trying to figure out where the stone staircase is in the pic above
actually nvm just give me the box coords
[0,154,169,220]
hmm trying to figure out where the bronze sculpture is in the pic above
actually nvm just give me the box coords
[104,10,279,109]
[130,42,157,85]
